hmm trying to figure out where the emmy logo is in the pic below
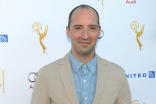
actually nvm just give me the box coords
[32,22,48,53]
[0,70,5,93]
[132,100,145,104]
[97,0,103,7]
[130,21,145,50]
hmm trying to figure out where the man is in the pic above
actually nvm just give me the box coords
[31,5,132,104]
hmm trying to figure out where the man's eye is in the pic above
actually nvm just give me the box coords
[75,27,81,29]
[90,27,96,30]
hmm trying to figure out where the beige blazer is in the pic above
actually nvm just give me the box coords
[31,52,132,104]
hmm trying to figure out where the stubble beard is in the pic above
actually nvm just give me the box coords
[72,41,96,56]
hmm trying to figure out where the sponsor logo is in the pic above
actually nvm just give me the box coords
[0,70,5,93]
[28,72,37,82]
[130,21,145,50]
[97,0,103,7]
[28,72,37,89]
[149,71,155,78]
[0,35,8,43]
[29,85,34,89]
[32,22,48,53]
[126,71,155,78]
[126,0,136,4]
[132,100,145,104]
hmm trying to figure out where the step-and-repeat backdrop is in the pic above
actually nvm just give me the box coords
[0,0,156,104]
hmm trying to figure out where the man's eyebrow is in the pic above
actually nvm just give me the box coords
[74,25,82,27]
[89,25,98,27]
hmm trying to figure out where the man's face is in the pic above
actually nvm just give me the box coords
[66,8,101,55]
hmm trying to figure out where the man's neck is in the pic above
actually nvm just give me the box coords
[71,50,95,63]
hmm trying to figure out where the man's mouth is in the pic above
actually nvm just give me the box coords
[79,42,90,45]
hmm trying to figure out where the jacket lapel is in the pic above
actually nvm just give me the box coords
[58,52,79,104]
[92,55,109,104]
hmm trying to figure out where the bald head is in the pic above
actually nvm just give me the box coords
[68,5,100,30]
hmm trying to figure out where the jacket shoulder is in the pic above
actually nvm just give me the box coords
[98,56,125,75]
[38,58,62,76]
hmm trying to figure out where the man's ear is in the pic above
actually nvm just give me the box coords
[98,26,101,37]
[66,26,71,38]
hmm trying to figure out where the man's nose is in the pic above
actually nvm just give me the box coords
[81,29,89,39]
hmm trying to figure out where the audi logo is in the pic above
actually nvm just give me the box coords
[28,72,38,82]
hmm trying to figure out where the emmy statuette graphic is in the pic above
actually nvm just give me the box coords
[97,0,104,7]
[32,22,48,53]
[132,100,145,104]
[130,21,145,50]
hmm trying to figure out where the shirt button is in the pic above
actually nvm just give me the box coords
[84,65,86,67]
[85,97,87,100]
[84,80,86,82]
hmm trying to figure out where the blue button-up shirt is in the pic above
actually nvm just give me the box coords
[69,51,97,104]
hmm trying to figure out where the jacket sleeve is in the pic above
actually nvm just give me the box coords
[31,68,51,104]
[115,69,132,104]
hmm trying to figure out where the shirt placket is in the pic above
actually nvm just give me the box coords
[79,64,92,104]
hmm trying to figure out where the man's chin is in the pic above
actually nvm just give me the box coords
[77,48,94,55]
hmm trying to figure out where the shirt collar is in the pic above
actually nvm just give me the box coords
[69,51,97,74]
